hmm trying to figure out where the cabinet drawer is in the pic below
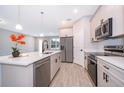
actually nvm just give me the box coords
[98,58,124,84]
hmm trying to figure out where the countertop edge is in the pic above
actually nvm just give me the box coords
[0,51,61,67]
[97,56,124,71]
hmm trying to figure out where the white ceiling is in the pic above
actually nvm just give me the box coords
[0,5,99,37]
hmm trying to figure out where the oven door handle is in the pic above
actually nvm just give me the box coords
[90,61,95,65]
[88,57,96,64]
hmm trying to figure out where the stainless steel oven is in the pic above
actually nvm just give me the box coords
[87,55,97,86]
[87,45,124,87]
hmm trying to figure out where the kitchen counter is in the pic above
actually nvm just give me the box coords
[84,49,104,53]
[0,50,61,87]
[0,50,61,66]
[97,56,124,70]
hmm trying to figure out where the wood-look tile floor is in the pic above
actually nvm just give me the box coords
[50,63,93,87]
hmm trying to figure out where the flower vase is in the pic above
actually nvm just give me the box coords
[12,51,20,57]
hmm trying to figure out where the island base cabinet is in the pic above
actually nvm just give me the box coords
[1,64,33,87]
[50,53,61,80]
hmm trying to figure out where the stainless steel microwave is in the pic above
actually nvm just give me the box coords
[95,18,112,40]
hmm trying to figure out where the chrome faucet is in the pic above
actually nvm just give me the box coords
[42,40,48,53]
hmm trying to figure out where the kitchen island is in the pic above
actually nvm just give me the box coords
[0,50,61,87]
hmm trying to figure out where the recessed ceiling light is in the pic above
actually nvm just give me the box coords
[40,33,44,37]
[62,20,66,24]
[15,24,23,30]
[73,9,78,14]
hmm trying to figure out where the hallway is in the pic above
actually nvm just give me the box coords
[50,63,93,87]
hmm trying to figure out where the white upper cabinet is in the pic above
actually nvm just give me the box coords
[90,5,124,41]
[59,28,73,37]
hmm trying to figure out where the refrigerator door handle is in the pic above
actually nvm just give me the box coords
[60,45,63,50]
[80,49,83,52]
[61,45,64,50]
[62,46,64,50]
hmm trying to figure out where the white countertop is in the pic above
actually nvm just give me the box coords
[0,50,61,66]
[97,56,124,70]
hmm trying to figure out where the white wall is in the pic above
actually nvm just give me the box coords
[0,28,36,86]
[59,28,73,37]
[0,28,36,56]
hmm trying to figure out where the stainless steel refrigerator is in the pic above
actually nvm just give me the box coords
[60,37,73,63]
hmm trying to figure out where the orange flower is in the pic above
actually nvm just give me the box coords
[10,34,17,42]
[18,41,26,45]
[10,34,26,46]
[17,34,25,40]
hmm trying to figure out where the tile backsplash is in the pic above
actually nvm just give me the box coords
[96,37,124,51]
[104,37,124,45]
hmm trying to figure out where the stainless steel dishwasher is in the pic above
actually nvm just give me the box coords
[33,57,50,87]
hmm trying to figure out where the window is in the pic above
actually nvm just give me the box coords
[51,38,60,49]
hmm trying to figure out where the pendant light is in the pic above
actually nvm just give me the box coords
[15,5,23,30]
[39,11,44,37]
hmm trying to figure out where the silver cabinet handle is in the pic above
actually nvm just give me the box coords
[106,74,109,83]
[103,65,109,70]
[103,72,106,80]
[103,72,109,83]
[55,59,57,63]
[80,49,83,52]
